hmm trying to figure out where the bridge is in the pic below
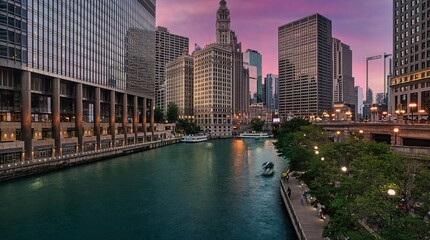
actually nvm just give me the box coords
[315,122,430,158]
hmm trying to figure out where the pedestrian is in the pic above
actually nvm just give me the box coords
[287,187,291,198]
[286,173,289,183]
[281,171,287,181]
[300,192,305,205]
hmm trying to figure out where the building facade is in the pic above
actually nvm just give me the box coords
[391,0,430,120]
[193,44,233,137]
[265,73,279,110]
[354,86,364,120]
[278,13,333,119]
[0,0,156,163]
[165,54,194,117]
[215,0,247,120]
[244,49,263,103]
[243,61,258,104]
[332,38,355,105]
[155,26,189,112]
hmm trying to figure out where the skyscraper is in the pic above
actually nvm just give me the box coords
[354,86,364,120]
[0,0,156,162]
[332,38,355,105]
[392,0,430,120]
[193,44,233,137]
[265,74,279,110]
[165,54,194,117]
[215,0,247,119]
[243,61,258,104]
[244,49,263,103]
[278,13,333,119]
[155,26,189,112]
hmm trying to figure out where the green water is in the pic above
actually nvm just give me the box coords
[0,138,297,240]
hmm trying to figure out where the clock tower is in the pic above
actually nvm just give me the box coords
[216,0,231,44]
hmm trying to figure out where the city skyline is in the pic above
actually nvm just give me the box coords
[156,0,392,91]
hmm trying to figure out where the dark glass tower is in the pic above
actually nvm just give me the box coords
[0,0,156,162]
[278,13,333,119]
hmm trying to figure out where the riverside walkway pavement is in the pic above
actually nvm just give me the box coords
[280,174,328,240]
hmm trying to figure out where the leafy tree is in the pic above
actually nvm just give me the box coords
[176,119,201,135]
[275,124,430,239]
[154,107,164,123]
[250,118,265,131]
[166,102,179,123]
[274,123,329,173]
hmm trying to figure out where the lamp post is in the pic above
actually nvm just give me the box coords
[358,129,364,141]
[336,130,341,142]
[393,127,399,146]
[370,105,378,122]
[418,109,426,123]
[409,103,417,124]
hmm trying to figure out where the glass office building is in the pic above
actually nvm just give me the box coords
[0,0,156,162]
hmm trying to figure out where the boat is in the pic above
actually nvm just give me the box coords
[181,134,208,143]
[238,131,269,138]
[261,161,274,176]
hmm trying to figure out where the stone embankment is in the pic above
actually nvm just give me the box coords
[0,138,181,181]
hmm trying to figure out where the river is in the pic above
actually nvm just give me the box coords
[0,138,297,240]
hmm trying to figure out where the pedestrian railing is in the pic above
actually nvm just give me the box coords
[280,179,307,240]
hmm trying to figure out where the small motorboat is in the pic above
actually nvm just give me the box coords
[261,162,274,176]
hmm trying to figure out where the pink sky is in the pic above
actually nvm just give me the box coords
[156,0,392,91]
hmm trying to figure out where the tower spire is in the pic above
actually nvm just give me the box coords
[216,0,231,44]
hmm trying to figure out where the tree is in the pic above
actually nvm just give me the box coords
[176,119,201,135]
[166,102,179,123]
[250,118,265,131]
[154,107,164,123]
[275,124,430,239]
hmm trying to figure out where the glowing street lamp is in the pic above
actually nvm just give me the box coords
[409,103,417,123]
[387,189,396,196]
[341,166,348,172]
[370,105,378,122]
[393,127,399,145]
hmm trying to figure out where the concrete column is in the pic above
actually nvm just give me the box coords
[110,90,116,146]
[133,96,138,143]
[52,78,61,156]
[143,97,147,141]
[94,87,101,150]
[21,71,32,160]
[150,99,155,140]
[75,83,83,152]
[123,93,127,146]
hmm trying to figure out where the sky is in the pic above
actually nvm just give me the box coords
[156,0,393,92]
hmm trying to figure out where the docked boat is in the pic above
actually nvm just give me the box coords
[238,131,269,138]
[181,134,208,143]
[261,161,274,176]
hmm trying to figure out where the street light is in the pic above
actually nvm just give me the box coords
[387,189,396,196]
[409,103,417,124]
[336,130,341,142]
[393,127,399,145]
[341,166,348,172]
[370,105,378,122]
[358,129,364,141]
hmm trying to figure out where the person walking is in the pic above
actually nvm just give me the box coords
[287,187,291,198]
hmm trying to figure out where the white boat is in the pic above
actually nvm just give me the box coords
[181,134,208,143]
[238,132,269,138]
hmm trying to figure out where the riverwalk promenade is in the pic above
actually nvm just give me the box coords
[280,174,328,240]
[0,138,181,181]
